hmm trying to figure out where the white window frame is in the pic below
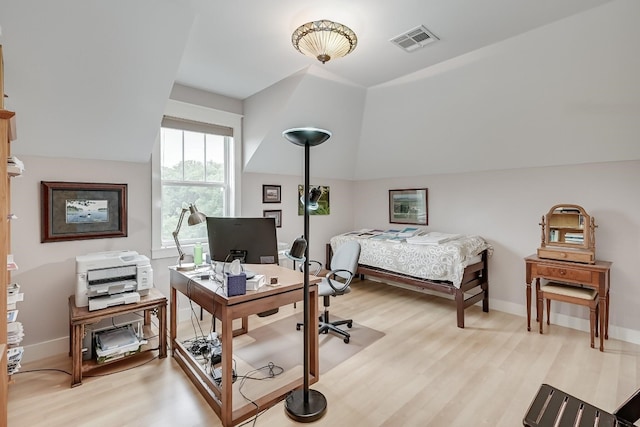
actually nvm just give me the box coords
[151,99,243,259]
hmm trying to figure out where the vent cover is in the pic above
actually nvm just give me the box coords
[390,25,439,52]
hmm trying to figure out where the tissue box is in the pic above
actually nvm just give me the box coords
[225,272,246,296]
[246,274,266,291]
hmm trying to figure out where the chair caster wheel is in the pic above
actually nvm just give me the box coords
[296,325,301,331]
[344,337,350,344]
[347,322,352,328]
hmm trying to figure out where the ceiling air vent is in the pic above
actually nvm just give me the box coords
[390,25,439,52]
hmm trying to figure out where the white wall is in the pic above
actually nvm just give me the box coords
[241,173,356,265]
[10,155,152,361]
[357,0,640,179]
[8,0,640,363]
[352,160,640,342]
[10,156,640,363]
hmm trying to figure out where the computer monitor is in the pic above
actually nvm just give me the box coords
[206,217,279,265]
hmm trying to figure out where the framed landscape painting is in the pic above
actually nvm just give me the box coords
[389,188,428,225]
[41,181,128,242]
[262,185,281,203]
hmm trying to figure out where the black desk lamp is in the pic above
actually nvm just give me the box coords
[300,186,322,211]
[282,127,331,422]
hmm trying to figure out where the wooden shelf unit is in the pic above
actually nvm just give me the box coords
[68,288,167,387]
[1,109,16,427]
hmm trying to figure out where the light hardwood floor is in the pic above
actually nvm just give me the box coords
[8,279,640,426]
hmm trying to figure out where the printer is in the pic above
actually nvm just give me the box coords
[75,250,153,311]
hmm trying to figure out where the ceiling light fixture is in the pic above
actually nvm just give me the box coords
[292,20,357,64]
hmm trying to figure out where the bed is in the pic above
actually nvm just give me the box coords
[327,231,492,328]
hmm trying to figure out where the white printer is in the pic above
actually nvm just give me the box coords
[75,250,153,311]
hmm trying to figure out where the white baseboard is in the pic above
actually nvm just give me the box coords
[21,337,69,364]
[367,277,640,346]
[490,298,640,346]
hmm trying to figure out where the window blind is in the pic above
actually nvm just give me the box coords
[161,116,233,137]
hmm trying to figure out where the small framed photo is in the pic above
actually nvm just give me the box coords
[389,188,428,225]
[263,209,282,228]
[262,184,281,203]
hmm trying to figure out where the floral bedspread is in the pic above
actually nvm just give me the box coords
[330,232,492,288]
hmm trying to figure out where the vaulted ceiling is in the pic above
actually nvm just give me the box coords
[1,0,638,180]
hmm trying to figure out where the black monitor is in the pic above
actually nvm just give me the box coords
[206,217,279,265]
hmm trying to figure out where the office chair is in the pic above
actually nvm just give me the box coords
[296,240,361,343]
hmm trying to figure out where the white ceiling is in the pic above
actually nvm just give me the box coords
[176,0,612,99]
[2,0,634,178]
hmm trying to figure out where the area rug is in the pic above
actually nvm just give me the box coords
[234,313,384,374]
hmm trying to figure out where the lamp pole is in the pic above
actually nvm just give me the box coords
[282,127,331,423]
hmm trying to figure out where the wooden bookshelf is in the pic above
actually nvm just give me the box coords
[1,109,15,427]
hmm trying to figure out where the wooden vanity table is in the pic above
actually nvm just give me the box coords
[525,255,611,351]
[526,204,612,351]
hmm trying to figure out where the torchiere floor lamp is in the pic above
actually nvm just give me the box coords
[282,127,331,422]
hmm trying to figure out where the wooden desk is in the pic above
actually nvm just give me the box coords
[524,255,612,351]
[170,264,320,427]
[68,288,167,387]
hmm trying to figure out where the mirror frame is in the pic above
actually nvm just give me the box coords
[540,204,595,251]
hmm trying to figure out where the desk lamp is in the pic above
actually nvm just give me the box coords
[172,204,206,271]
[286,236,307,263]
[282,127,331,423]
[299,186,322,211]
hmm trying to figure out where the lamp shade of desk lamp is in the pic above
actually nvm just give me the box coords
[282,127,331,422]
[286,235,307,262]
[299,186,322,211]
[172,204,207,271]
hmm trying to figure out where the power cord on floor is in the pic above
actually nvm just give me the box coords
[13,352,162,379]
[12,368,72,376]
[234,361,285,427]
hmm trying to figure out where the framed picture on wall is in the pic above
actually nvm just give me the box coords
[263,209,282,227]
[40,181,128,243]
[389,188,428,225]
[262,184,281,203]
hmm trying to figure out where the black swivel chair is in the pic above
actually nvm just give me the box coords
[296,240,361,343]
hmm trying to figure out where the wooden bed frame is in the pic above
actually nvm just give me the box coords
[326,244,489,328]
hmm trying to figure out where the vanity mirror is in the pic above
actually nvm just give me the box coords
[537,204,596,264]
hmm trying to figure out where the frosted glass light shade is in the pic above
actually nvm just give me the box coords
[292,20,357,64]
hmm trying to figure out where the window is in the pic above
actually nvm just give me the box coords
[152,100,242,259]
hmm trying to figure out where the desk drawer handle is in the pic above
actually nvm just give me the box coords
[559,269,566,275]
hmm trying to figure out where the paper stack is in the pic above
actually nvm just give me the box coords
[7,321,24,345]
[406,232,462,245]
[7,347,24,375]
[95,325,142,364]
[6,281,25,374]
[7,156,24,176]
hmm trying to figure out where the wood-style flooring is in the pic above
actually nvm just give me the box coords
[8,279,640,426]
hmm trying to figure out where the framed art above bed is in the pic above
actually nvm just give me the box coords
[389,188,428,225]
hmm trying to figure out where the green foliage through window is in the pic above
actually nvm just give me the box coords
[160,126,231,246]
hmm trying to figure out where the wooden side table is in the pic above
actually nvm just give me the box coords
[68,288,167,387]
[524,254,612,351]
